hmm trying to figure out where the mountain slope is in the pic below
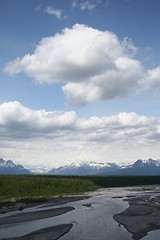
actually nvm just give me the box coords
[0,158,31,174]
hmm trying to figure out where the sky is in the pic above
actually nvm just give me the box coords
[0,0,160,168]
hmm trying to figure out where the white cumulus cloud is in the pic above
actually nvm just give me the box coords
[4,24,160,105]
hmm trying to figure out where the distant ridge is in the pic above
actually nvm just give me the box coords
[0,158,31,174]
[1,158,160,175]
[47,161,120,175]
[47,159,160,176]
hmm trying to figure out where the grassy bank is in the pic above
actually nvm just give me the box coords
[0,175,160,205]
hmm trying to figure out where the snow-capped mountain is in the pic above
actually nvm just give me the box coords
[132,158,160,167]
[0,158,31,174]
[47,161,122,175]
[117,159,160,175]
[47,159,160,176]
[1,158,160,175]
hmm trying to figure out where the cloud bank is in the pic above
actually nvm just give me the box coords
[1,101,159,166]
[0,101,159,144]
[4,24,160,106]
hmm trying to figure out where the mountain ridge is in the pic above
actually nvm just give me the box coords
[0,158,31,174]
[1,158,160,175]
[47,158,160,176]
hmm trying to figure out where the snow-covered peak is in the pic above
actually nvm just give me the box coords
[0,159,17,168]
[6,160,16,167]
[132,158,160,167]
[0,158,31,174]
[59,161,118,169]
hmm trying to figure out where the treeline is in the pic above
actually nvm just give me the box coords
[0,175,160,202]
[0,175,97,201]
[86,175,160,188]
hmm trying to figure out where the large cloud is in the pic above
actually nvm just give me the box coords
[5,24,156,105]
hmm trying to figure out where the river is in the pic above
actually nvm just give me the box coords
[0,187,160,240]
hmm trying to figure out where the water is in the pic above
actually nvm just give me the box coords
[0,186,159,240]
[59,196,131,240]
[142,230,160,240]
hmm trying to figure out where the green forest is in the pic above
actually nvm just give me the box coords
[0,175,160,207]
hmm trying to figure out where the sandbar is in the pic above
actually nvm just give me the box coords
[114,194,160,240]
[0,196,88,240]
[7,224,73,240]
[0,206,74,225]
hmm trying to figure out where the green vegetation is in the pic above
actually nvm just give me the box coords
[0,175,98,202]
[0,175,160,207]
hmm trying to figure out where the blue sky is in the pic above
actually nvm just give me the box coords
[0,0,160,168]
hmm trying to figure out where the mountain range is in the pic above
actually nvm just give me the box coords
[1,158,160,175]
[48,158,160,176]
